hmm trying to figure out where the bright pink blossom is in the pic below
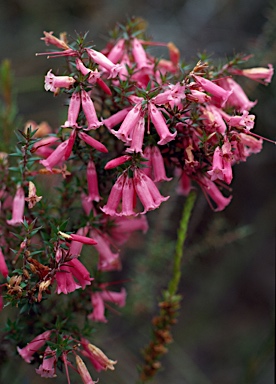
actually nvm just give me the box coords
[44,70,75,93]
[111,103,142,143]
[104,155,132,170]
[36,347,57,378]
[108,215,149,245]
[200,176,232,211]
[39,139,70,170]
[86,48,123,78]
[125,116,145,153]
[102,108,131,130]
[90,229,121,271]
[218,77,257,111]
[88,292,107,323]
[101,173,125,216]
[63,92,81,128]
[87,160,101,202]
[193,75,232,107]
[0,247,8,278]
[81,90,102,129]
[107,38,125,63]
[17,330,52,363]
[148,102,177,145]
[7,186,25,226]
[78,131,108,153]
[133,168,169,213]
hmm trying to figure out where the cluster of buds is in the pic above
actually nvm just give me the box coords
[0,18,273,383]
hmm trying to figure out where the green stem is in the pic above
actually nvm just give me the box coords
[168,190,197,295]
[138,190,197,383]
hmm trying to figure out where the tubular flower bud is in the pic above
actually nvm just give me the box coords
[44,70,75,93]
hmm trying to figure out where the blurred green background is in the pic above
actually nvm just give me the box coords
[0,0,275,383]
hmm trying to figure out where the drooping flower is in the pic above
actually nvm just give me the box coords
[199,176,232,211]
[90,229,121,271]
[133,168,170,214]
[36,347,57,378]
[63,92,81,128]
[81,90,102,129]
[76,355,97,384]
[81,339,117,372]
[17,330,52,363]
[148,102,177,145]
[78,131,108,153]
[0,247,8,278]
[6,186,25,226]
[86,160,101,203]
[193,74,232,107]
[39,139,71,171]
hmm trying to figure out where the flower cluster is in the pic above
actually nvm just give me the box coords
[0,18,273,383]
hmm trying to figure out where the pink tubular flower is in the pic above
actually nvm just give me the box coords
[101,173,125,216]
[193,75,232,107]
[152,82,185,109]
[44,70,75,93]
[200,176,232,211]
[229,64,274,84]
[107,38,125,63]
[55,265,81,295]
[78,131,108,153]
[81,90,102,129]
[133,168,169,213]
[207,147,225,182]
[39,139,70,171]
[201,105,227,134]
[108,215,149,245]
[111,103,142,143]
[104,155,132,170]
[59,231,97,245]
[76,355,97,384]
[81,339,117,372]
[90,229,121,271]
[125,116,145,153]
[17,330,52,363]
[131,38,153,71]
[218,77,257,112]
[25,181,42,209]
[88,292,107,323]
[86,48,123,78]
[67,258,93,289]
[148,102,177,145]
[102,108,131,131]
[76,58,100,83]
[100,288,127,308]
[36,347,57,378]
[121,176,136,216]
[150,146,172,182]
[7,186,25,226]
[69,227,88,257]
[63,92,81,128]
[87,160,101,202]
[0,247,8,278]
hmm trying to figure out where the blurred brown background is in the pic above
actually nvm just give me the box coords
[0,0,275,383]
